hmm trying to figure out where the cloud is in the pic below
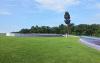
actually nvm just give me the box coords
[84,14,100,24]
[0,0,80,13]
[35,0,80,12]
[91,14,100,23]
[95,3,100,9]
[0,11,11,16]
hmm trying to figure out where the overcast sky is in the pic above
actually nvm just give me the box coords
[0,0,100,33]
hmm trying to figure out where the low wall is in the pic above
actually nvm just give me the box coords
[6,33,63,37]
[0,33,6,36]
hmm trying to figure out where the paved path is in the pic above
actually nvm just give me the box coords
[80,36,100,50]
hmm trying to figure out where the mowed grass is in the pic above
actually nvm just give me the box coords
[0,36,100,63]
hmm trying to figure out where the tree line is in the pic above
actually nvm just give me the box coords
[18,24,100,37]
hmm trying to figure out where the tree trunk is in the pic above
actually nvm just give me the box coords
[66,24,69,38]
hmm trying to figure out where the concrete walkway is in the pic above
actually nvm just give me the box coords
[80,36,100,50]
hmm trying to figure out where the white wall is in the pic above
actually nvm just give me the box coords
[6,33,15,36]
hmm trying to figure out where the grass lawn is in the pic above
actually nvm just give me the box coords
[0,36,100,63]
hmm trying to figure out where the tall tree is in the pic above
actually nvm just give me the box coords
[64,11,71,37]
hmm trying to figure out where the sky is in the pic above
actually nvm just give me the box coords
[0,0,100,33]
